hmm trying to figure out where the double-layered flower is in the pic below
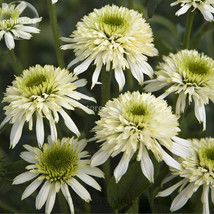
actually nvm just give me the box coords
[0,65,96,148]
[91,91,191,183]
[61,5,158,91]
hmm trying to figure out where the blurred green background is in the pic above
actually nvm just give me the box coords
[0,0,213,213]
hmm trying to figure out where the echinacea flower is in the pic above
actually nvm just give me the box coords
[157,138,214,214]
[0,1,42,50]
[91,91,192,183]
[0,65,96,148]
[171,0,214,21]
[13,137,104,214]
[145,49,214,130]
[61,4,158,91]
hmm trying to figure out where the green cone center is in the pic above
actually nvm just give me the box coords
[103,15,124,27]
[199,144,214,170]
[38,140,80,182]
[186,61,209,76]
[25,74,47,88]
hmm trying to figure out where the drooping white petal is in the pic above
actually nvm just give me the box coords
[91,149,110,167]
[13,172,38,184]
[22,179,43,200]
[45,184,57,214]
[35,181,52,209]
[5,32,15,50]
[157,179,185,197]
[58,108,80,136]
[170,183,195,211]
[61,183,74,214]
[16,1,27,14]
[91,64,102,89]
[20,151,37,163]
[201,185,210,214]
[73,57,93,76]
[77,172,101,191]
[162,149,182,170]
[10,118,25,148]
[140,146,154,183]
[114,153,132,183]
[49,119,57,142]
[36,112,44,147]
[68,178,91,202]
[114,68,125,91]
[175,4,192,16]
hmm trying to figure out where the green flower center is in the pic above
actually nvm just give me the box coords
[198,143,214,171]
[37,140,80,182]
[103,15,124,27]
[25,74,47,88]
[0,12,11,20]
[187,61,208,76]
[123,100,148,129]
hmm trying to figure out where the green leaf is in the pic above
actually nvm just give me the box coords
[107,155,159,211]
[147,0,163,18]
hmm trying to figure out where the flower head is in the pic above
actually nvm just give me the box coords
[0,2,42,50]
[91,91,191,183]
[157,138,214,214]
[0,65,96,148]
[171,0,214,21]
[61,4,158,91]
[13,137,104,214]
[145,49,214,130]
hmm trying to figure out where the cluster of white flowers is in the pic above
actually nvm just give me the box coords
[0,1,214,214]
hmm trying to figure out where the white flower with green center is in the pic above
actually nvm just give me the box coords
[13,137,104,214]
[157,138,214,214]
[0,65,96,148]
[145,50,214,130]
[171,0,214,21]
[91,91,192,183]
[0,2,42,50]
[61,4,158,91]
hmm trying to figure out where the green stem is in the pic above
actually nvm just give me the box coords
[101,70,112,195]
[9,49,22,75]
[57,191,68,213]
[183,10,195,49]
[47,0,65,68]
[126,70,134,91]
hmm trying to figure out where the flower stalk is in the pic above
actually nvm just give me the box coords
[47,0,65,68]
[9,49,22,75]
[183,10,195,49]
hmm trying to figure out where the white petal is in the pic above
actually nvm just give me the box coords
[170,183,195,211]
[79,166,104,178]
[175,4,192,16]
[20,151,37,163]
[77,172,101,191]
[22,179,43,200]
[114,68,125,91]
[66,57,80,69]
[36,112,44,147]
[201,185,210,214]
[194,100,206,130]
[13,172,38,184]
[0,115,12,128]
[114,153,132,183]
[71,91,96,103]
[140,146,154,183]
[74,57,93,76]
[16,1,27,14]
[128,59,144,85]
[68,178,91,202]
[211,188,214,204]
[162,150,182,170]
[157,180,185,197]
[52,0,58,3]
[45,184,57,214]
[91,149,110,167]
[61,183,74,214]
[138,61,154,78]
[91,64,102,89]
[18,26,40,34]
[35,181,52,209]
[198,5,213,21]
[171,142,192,158]
[5,32,15,50]
[49,119,57,142]
[10,118,25,148]
[59,108,80,136]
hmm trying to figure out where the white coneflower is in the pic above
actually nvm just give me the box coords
[157,138,214,214]
[13,137,104,214]
[145,49,214,130]
[0,65,96,148]
[171,0,214,21]
[91,91,192,183]
[0,2,42,50]
[61,4,158,91]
